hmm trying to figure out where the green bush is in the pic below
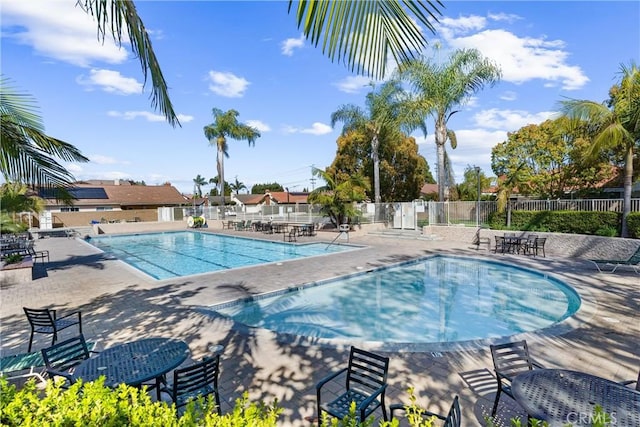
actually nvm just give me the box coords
[0,377,281,427]
[626,212,640,238]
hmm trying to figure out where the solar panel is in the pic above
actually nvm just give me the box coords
[38,187,108,199]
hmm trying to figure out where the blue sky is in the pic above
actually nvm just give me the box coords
[2,1,639,195]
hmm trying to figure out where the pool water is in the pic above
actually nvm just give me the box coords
[211,255,581,344]
[86,231,357,280]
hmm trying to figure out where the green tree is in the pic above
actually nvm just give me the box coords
[560,61,640,237]
[0,77,89,190]
[456,165,492,201]
[491,118,611,199]
[193,174,207,197]
[203,109,260,209]
[251,183,284,194]
[331,80,427,204]
[230,176,247,194]
[307,167,369,227]
[208,176,231,200]
[0,182,45,233]
[399,48,502,201]
[81,1,444,125]
[329,128,432,201]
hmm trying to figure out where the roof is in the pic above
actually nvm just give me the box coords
[233,191,309,206]
[41,183,187,207]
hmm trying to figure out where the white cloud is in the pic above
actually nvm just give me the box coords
[89,154,119,165]
[246,120,271,132]
[1,1,127,67]
[281,34,304,56]
[207,70,249,97]
[65,163,84,174]
[107,110,166,122]
[77,69,143,94]
[176,114,194,123]
[437,15,589,90]
[472,108,556,130]
[282,122,333,135]
[500,91,518,101]
[487,12,522,24]
[333,75,375,94]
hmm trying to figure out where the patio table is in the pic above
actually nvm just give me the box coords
[72,337,189,398]
[512,368,640,426]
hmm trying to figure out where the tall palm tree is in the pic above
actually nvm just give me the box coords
[331,80,427,204]
[203,109,260,209]
[1,76,89,189]
[560,61,640,237]
[230,176,247,194]
[192,174,207,197]
[81,1,443,124]
[399,48,501,201]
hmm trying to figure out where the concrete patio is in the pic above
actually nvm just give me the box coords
[1,227,638,426]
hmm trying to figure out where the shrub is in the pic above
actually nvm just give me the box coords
[626,212,640,238]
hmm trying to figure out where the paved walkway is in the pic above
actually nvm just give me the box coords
[1,228,638,426]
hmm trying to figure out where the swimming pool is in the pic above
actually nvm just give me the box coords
[86,231,358,280]
[211,255,581,346]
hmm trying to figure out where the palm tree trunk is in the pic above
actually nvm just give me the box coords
[435,119,447,202]
[621,145,633,237]
[217,143,225,210]
[372,134,381,204]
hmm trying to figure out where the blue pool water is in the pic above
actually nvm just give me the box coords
[211,255,581,344]
[86,231,357,280]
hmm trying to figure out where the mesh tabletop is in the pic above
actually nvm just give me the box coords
[72,338,189,387]
[512,369,640,426]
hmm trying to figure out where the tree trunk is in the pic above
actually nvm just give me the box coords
[217,140,225,213]
[621,144,633,238]
[372,134,381,204]
[435,118,447,202]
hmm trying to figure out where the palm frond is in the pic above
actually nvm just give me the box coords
[78,0,180,127]
[289,0,443,79]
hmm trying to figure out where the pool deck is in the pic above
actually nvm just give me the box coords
[1,227,638,426]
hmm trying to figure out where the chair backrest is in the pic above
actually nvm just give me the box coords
[41,334,91,373]
[443,396,461,427]
[171,355,220,408]
[490,340,534,380]
[535,237,546,247]
[24,307,55,328]
[345,347,389,395]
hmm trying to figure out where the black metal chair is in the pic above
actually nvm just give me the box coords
[530,237,546,257]
[161,354,221,415]
[490,340,544,417]
[24,307,82,352]
[493,236,506,254]
[316,346,389,423]
[41,334,94,386]
[390,395,461,427]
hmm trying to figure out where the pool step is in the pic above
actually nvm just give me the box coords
[367,230,442,241]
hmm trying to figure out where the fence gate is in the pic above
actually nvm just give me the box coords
[391,202,416,230]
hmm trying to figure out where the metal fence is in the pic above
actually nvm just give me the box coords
[172,198,640,229]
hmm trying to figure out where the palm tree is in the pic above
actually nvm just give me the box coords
[230,176,247,194]
[307,167,369,227]
[399,48,501,201]
[203,109,260,210]
[331,80,427,204]
[1,76,89,190]
[81,1,443,124]
[192,174,207,197]
[559,61,640,237]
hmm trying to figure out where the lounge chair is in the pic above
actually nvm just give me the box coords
[589,245,640,274]
[0,349,47,384]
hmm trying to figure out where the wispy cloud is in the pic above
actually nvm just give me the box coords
[472,108,556,130]
[283,122,333,135]
[281,34,305,56]
[77,69,143,95]
[2,1,127,67]
[88,154,130,165]
[207,70,249,97]
[333,75,375,94]
[246,120,271,132]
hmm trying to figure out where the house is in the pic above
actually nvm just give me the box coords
[231,190,309,214]
[34,180,187,228]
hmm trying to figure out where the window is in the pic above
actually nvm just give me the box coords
[61,207,79,212]
[96,207,113,211]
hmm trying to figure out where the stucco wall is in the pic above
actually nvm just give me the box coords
[423,225,640,260]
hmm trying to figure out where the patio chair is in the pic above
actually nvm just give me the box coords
[160,354,221,415]
[490,340,544,417]
[589,245,640,274]
[493,236,507,254]
[24,240,49,263]
[390,395,460,427]
[522,234,538,255]
[316,346,389,423]
[529,237,546,257]
[41,334,96,386]
[24,307,82,352]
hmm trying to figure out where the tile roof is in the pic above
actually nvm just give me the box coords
[43,183,187,207]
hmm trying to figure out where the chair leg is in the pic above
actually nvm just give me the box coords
[28,330,35,352]
[491,387,502,418]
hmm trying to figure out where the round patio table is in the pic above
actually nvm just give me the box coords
[72,337,189,395]
[512,368,640,426]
